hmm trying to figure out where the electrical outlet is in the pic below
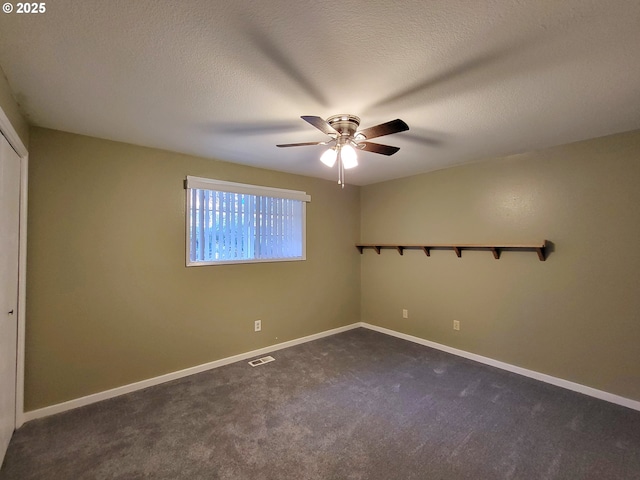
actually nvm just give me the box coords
[254,320,262,332]
[402,309,409,319]
[453,320,460,331]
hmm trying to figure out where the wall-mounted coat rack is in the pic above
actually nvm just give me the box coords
[356,241,548,261]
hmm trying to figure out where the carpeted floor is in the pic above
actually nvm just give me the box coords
[1,328,639,479]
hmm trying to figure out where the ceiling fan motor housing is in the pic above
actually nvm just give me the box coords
[327,114,361,144]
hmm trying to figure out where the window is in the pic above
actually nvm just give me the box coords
[185,176,311,266]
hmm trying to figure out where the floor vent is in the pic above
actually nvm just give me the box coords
[248,356,275,367]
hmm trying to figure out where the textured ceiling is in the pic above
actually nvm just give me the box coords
[1,0,639,185]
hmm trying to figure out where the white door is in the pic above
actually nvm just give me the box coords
[0,132,20,464]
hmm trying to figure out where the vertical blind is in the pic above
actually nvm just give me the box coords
[185,177,310,265]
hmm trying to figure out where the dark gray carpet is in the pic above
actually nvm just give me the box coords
[2,328,639,479]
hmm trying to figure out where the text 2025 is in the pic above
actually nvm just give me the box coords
[16,2,46,13]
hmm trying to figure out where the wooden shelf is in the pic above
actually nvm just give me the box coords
[356,241,548,261]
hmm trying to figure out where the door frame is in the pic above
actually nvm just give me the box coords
[0,105,28,429]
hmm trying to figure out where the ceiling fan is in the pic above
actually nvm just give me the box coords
[277,115,409,187]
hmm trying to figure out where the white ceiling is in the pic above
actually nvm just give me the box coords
[1,0,639,185]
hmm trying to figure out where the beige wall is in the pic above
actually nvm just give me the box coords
[25,127,360,410]
[0,65,29,148]
[25,125,640,410]
[361,129,640,402]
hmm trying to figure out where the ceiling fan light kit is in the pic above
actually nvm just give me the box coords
[277,114,409,187]
[320,147,337,168]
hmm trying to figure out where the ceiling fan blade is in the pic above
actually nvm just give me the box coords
[358,142,400,156]
[301,116,338,136]
[276,141,326,148]
[357,119,409,140]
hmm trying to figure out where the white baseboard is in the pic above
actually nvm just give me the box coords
[21,323,361,423]
[360,322,640,412]
[21,321,640,424]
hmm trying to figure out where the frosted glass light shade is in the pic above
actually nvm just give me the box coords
[320,148,337,167]
[341,145,358,169]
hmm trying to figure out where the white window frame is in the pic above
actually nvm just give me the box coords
[185,176,311,266]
